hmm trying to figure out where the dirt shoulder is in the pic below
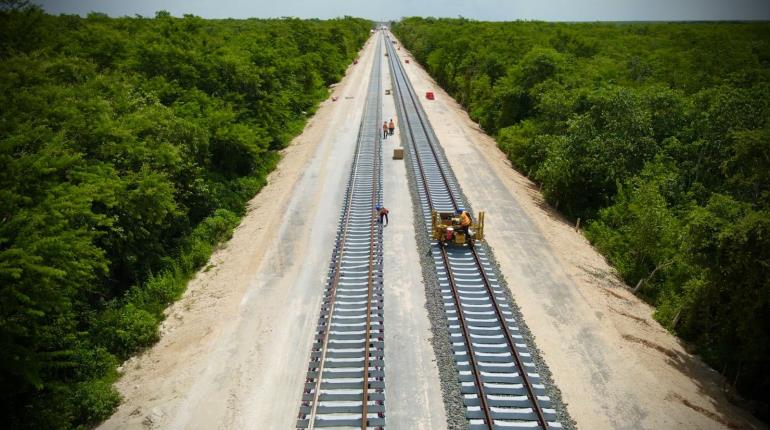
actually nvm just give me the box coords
[390,32,764,430]
[99,34,378,430]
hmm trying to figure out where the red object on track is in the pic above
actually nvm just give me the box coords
[405,59,410,64]
[426,91,435,100]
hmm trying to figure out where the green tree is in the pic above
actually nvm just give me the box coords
[393,17,770,420]
[0,9,371,428]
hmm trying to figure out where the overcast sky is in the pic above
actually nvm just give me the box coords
[38,0,770,21]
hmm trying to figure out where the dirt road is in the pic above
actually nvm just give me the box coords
[389,32,763,430]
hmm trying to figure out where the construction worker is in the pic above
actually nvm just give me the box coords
[375,205,389,226]
[382,121,389,139]
[388,118,395,135]
[456,207,471,235]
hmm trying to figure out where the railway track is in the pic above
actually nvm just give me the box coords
[296,33,385,430]
[384,34,562,429]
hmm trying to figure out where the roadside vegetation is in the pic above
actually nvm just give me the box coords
[0,3,370,428]
[393,17,770,419]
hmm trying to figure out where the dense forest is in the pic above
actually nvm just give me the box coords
[0,3,370,428]
[392,18,770,419]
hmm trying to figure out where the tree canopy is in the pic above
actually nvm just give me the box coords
[393,17,770,421]
[0,5,370,428]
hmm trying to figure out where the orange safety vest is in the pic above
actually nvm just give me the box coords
[388,120,395,128]
[459,211,471,227]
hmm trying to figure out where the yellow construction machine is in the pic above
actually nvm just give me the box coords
[431,210,485,246]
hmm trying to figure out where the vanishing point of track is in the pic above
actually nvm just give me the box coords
[385,34,562,429]
[296,33,385,429]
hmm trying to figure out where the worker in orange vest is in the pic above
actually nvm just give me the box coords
[382,121,389,139]
[456,208,471,235]
[388,118,395,135]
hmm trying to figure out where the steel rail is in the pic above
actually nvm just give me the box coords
[438,246,496,427]
[385,36,496,429]
[360,36,384,427]
[385,33,551,430]
[306,84,367,430]
[299,32,385,430]
[385,40,458,213]
[469,244,549,428]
